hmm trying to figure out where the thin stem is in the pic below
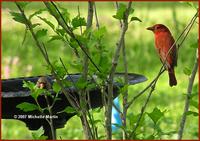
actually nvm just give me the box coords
[178,50,198,139]
[44,95,56,140]
[94,2,100,29]
[128,68,162,138]
[106,2,132,139]
[77,5,83,35]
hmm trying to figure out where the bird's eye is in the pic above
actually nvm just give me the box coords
[155,26,161,30]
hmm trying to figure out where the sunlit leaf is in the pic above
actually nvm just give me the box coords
[113,3,127,20]
[72,16,86,28]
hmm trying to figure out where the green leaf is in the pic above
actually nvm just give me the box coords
[37,16,55,30]
[60,8,70,23]
[186,111,198,116]
[69,38,79,49]
[183,67,191,76]
[31,127,48,140]
[113,3,127,20]
[48,35,63,42]
[190,40,198,49]
[29,9,46,20]
[31,23,41,28]
[92,26,107,40]
[130,17,142,23]
[35,29,48,39]
[180,2,198,9]
[76,35,88,46]
[127,113,145,128]
[10,12,26,24]
[120,85,129,94]
[146,134,155,140]
[38,135,48,140]
[147,107,165,124]
[23,81,35,91]
[112,123,125,131]
[16,102,38,112]
[76,77,88,89]
[52,82,61,93]
[160,130,177,136]
[129,7,135,15]
[72,16,86,28]
[16,2,30,9]
[32,132,48,140]
[31,88,45,100]
[63,106,76,114]
[190,99,198,109]
[86,83,96,90]
[89,119,102,126]
[56,28,66,36]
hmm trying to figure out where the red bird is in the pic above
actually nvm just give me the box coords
[147,24,177,87]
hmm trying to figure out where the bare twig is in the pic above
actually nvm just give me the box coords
[44,95,56,139]
[94,2,100,29]
[105,2,132,139]
[128,68,165,138]
[115,2,123,28]
[77,6,83,35]
[79,1,94,139]
[178,49,198,140]
[115,1,129,139]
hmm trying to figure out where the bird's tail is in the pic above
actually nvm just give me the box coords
[168,68,177,87]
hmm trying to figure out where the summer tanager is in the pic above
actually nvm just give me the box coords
[147,24,177,87]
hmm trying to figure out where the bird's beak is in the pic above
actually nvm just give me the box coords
[146,26,154,31]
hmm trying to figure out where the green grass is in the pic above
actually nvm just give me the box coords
[2,1,198,140]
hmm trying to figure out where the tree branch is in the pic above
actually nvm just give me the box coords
[105,2,132,139]
[177,49,198,140]
[79,1,94,139]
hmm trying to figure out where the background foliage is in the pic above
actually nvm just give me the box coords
[2,1,198,139]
